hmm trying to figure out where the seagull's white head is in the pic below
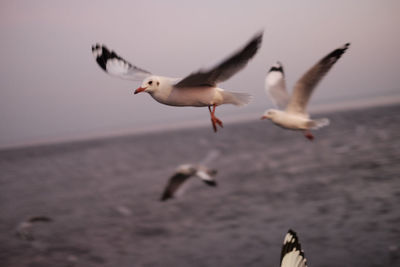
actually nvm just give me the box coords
[134,76,161,95]
[261,109,279,120]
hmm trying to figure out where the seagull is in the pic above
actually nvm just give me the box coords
[261,43,350,140]
[15,216,53,241]
[92,32,263,132]
[280,229,308,267]
[160,164,217,201]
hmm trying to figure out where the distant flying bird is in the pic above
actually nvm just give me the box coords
[261,43,350,140]
[280,229,308,267]
[15,216,53,241]
[92,32,263,132]
[160,164,217,201]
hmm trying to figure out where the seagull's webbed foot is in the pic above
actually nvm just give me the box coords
[208,105,223,132]
[304,130,314,141]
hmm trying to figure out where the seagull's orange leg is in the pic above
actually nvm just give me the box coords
[304,130,314,141]
[208,104,223,132]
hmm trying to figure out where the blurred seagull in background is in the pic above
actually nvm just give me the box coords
[160,164,218,201]
[262,43,350,140]
[92,32,263,132]
[280,229,308,267]
[15,216,53,241]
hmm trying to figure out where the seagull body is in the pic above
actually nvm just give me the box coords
[264,110,313,130]
[92,32,263,132]
[160,164,217,201]
[136,76,242,108]
[280,229,308,267]
[262,43,350,140]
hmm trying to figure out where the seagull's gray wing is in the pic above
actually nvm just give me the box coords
[92,44,152,81]
[160,172,192,201]
[265,62,290,109]
[280,229,308,267]
[286,43,350,115]
[174,32,263,88]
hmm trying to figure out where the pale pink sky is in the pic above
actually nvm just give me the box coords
[0,0,399,148]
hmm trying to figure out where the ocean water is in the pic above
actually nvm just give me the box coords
[0,104,399,267]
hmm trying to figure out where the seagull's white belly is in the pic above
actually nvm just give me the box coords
[272,113,310,130]
[155,87,219,107]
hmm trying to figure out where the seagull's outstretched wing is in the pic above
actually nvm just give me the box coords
[92,44,152,81]
[265,62,290,109]
[160,172,192,201]
[280,229,308,267]
[174,32,263,88]
[286,43,350,114]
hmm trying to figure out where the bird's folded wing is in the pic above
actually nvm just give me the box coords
[286,43,350,114]
[265,62,290,109]
[280,229,308,267]
[174,32,263,88]
[92,44,152,81]
[160,173,191,201]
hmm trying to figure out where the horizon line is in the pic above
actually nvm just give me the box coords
[1,94,400,151]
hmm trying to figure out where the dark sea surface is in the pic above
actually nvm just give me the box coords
[0,104,399,267]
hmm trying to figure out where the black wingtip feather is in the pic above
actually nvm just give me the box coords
[91,43,100,51]
[91,44,114,72]
[253,31,264,45]
[323,42,351,64]
[248,31,263,53]
[160,192,173,201]
[268,61,284,73]
[237,31,263,64]
[280,229,307,265]
[160,196,169,201]
[204,180,217,187]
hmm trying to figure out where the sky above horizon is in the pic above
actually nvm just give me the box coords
[1,0,399,148]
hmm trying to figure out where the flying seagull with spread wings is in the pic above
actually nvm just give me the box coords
[160,164,217,201]
[280,229,308,267]
[92,32,263,132]
[261,43,350,140]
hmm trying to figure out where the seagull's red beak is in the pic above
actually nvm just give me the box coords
[134,87,146,94]
[260,115,268,120]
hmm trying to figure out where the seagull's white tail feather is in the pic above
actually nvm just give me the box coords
[221,91,252,106]
[308,118,330,130]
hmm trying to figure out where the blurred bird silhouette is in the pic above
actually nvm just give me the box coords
[160,150,220,201]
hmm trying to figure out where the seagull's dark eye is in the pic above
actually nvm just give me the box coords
[148,81,153,85]
[157,81,160,86]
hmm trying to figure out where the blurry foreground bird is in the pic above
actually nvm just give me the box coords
[280,229,308,267]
